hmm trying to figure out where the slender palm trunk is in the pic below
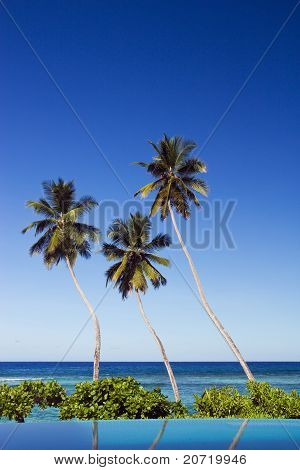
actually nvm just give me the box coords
[135,291,180,402]
[168,202,254,381]
[66,257,101,381]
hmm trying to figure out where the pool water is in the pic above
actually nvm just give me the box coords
[1,419,299,450]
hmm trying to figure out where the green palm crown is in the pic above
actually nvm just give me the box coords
[22,178,100,267]
[102,212,171,299]
[134,134,208,219]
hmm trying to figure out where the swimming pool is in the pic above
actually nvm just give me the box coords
[1,419,299,450]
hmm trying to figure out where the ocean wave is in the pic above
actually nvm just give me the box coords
[0,377,45,382]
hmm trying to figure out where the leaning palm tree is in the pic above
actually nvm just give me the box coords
[134,135,254,381]
[22,178,101,380]
[102,212,180,401]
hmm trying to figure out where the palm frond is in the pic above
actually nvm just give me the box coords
[178,139,197,155]
[181,176,208,196]
[147,161,168,177]
[73,223,100,242]
[170,183,190,218]
[112,254,128,281]
[105,262,122,286]
[176,179,201,207]
[43,245,69,268]
[102,243,126,260]
[77,240,92,259]
[25,200,56,217]
[22,219,56,235]
[132,161,149,168]
[131,265,148,292]
[160,180,173,219]
[177,158,207,175]
[144,233,171,251]
[134,135,208,221]
[149,187,166,217]
[134,179,163,198]
[29,228,54,255]
[47,227,64,253]
[77,195,98,211]
[63,207,84,223]
[102,212,169,298]
[145,253,170,266]
[107,219,130,247]
[128,212,151,247]
[147,140,162,155]
[42,179,75,213]
[142,260,167,288]
[23,179,98,267]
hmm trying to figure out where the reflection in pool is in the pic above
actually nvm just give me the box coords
[0,419,299,450]
[228,419,249,450]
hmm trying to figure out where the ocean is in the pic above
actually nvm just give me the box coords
[1,362,300,421]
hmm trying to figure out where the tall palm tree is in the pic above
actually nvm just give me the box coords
[102,212,180,401]
[22,178,101,380]
[134,135,254,381]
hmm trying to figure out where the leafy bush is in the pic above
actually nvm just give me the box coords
[59,377,188,420]
[0,380,66,422]
[0,384,34,422]
[18,380,66,409]
[2,378,300,422]
[247,381,300,418]
[194,382,300,418]
[194,386,252,418]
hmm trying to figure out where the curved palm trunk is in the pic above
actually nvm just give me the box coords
[168,202,254,381]
[135,291,180,402]
[66,257,101,381]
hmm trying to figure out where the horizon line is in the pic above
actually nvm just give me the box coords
[1,360,299,364]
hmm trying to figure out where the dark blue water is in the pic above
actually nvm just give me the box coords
[1,362,299,421]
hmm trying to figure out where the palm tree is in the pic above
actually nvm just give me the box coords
[102,212,180,401]
[134,134,254,381]
[22,178,101,380]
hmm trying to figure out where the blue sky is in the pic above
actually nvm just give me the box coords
[1,0,299,362]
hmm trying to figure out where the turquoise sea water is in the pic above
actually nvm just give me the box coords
[0,362,300,421]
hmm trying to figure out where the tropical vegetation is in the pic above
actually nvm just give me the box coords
[22,179,101,380]
[0,380,66,422]
[60,377,187,420]
[19,134,260,413]
[134,134,254,381]
[194,381,300,418]
[102,212,180,402]
[1,379,300,422]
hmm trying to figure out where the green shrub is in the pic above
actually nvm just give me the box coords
[193,382,300,418]
[59,377,188,420]
[247,381,300,418]
[0,384,34,422]
[0,380,66,422]
[194,386,252,418]
[2,378,299,422]
[18,380,66,409]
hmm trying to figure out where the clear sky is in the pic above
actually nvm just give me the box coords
[1,0,299,363]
